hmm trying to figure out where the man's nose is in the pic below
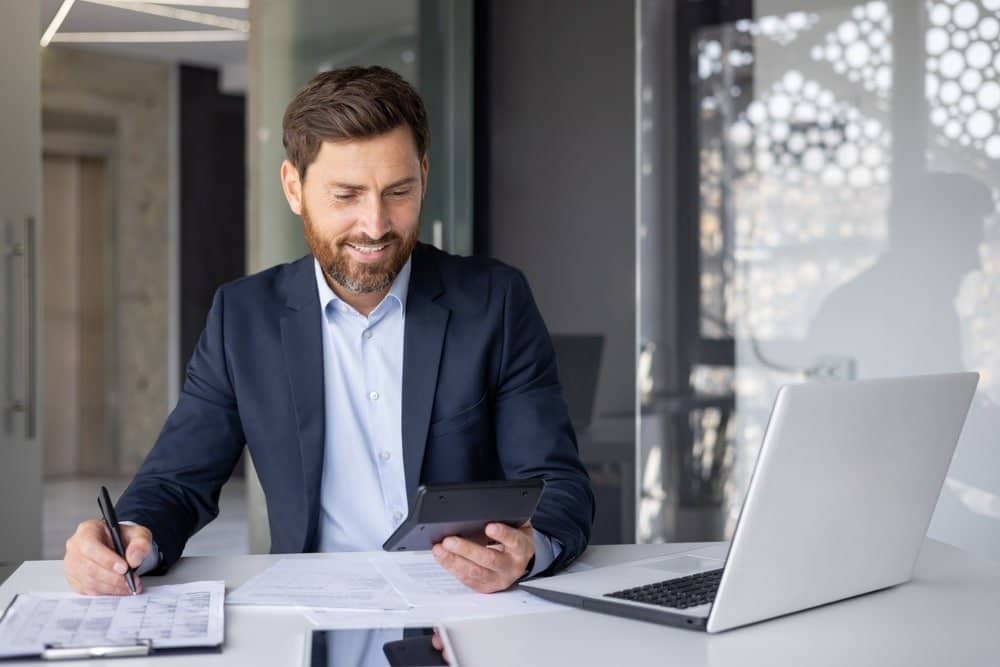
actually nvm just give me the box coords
[358,196,391,240]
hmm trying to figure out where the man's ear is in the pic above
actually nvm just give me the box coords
[420,154,430,200]
[280,159,303,215]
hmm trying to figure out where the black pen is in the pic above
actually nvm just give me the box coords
[98,486,137,595]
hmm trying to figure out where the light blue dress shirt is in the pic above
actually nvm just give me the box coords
[314,256,410,551]
[312,258,558,576]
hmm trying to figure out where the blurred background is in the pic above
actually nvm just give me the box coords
[2,0,999,583]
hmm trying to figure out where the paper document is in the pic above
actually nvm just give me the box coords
[0,581,225,659]
[306,552,562,628]
[227,558,410,611]
[375,552,559,613]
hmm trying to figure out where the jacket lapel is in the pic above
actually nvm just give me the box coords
[401,244,449,505]
[278,256,325,551]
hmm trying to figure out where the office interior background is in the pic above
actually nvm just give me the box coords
[2,0,999,583]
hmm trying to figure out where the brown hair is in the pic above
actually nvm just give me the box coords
[282,66,430,180]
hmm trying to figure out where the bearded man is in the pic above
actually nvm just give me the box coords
[64,66,594,595]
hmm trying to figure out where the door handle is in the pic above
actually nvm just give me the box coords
[3,217,16,437]
[3,216,36,440]
[24,215,37,440]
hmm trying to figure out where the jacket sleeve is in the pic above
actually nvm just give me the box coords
[115,287,246,572]
[492,269,595,574]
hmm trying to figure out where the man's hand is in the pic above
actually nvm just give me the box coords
[63,519,152,595]
[431,629,452,664]
[432,521,535,593]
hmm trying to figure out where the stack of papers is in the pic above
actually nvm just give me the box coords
[227,558,409,610]
[0,581,225,659]
[225,552,564,628]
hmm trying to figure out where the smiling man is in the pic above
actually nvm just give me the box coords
[63,66,594,595]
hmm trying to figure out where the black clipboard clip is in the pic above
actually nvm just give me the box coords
[41,638,152,660]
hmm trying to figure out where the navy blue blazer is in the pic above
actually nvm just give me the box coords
[117,243,594,574]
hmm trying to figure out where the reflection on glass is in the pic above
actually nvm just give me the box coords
[310,628,449,667]
[638,0,1000,555]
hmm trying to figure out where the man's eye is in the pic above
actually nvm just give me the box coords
[334,194,356,202]
[388,189,411,197]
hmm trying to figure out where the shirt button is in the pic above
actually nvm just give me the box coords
[369,391,379,401]
[378,451,391,462]
[393,511,404,523]
[363,329,373,340]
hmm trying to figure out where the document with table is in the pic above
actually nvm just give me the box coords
[227,558,411,610]
[226,552,561,628]
[0,581,225,659]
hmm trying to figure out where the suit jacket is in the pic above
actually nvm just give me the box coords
[117,242,594,574]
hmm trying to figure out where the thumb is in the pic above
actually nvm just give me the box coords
[122,525,152,569]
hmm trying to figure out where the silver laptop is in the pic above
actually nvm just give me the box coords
[522,372,979,633]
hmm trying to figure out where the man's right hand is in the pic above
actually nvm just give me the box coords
[63,519,152,595]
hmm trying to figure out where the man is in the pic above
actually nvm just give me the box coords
[63,66,594,595]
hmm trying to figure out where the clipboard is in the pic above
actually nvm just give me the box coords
[0,581,226,662]
[0,594,155,661]
[39,639,153,661]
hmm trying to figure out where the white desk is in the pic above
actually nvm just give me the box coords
[2,539,998,666]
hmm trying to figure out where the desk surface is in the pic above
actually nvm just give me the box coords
[2,539,998,666]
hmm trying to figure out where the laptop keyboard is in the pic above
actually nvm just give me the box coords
[606,568,724,609]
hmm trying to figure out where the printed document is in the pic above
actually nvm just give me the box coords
[0,581,225,659]
[226,557,410,610]
[306,552,561,628]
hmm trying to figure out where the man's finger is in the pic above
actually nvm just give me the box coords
[431,630,451,664]
[86,560,141,595]
[81,552,143,594]
[80,558,133,594]
[432,545,500,592]
[484,522,528,551]
[77,535,129,575]
[73,519,112,551]
[441,536,506,573]
[123,533,151,570]
[434,546,486,580]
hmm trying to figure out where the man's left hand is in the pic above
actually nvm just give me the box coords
[432,521,535,593]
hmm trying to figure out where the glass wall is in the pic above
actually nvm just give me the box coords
[248,0,473,275]
[246,0,474,550]
[639,0,1000,559]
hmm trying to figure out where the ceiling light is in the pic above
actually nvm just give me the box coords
[50,30,247,43]
[106,0,248,6]
[40,0,78,47]
[81,0,249,32]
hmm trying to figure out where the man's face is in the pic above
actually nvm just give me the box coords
[282,125,428,294]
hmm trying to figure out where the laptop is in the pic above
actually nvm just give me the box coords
[521,372,979,633]
[551,334,604,430]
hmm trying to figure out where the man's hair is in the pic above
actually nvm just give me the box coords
[282,66,430,180]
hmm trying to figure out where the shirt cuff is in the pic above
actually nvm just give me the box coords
[524,528,563,579]
[118,521,161,575]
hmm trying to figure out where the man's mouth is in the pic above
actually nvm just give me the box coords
[344,241,394,263]
[347,243,390,254]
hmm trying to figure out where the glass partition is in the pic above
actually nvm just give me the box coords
[246,0,474,551]
[638,0,1000,559]
[248,0,473,274]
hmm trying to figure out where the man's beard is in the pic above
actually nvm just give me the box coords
[301,204,419,295]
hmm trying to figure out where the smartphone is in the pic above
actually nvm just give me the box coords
[304,627,457,667]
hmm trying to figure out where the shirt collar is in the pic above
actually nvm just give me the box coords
[313,255,412,318]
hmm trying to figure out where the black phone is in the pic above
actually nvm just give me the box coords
[381,479,544,552]
[381,636,448,666]
[305,627,455,667]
